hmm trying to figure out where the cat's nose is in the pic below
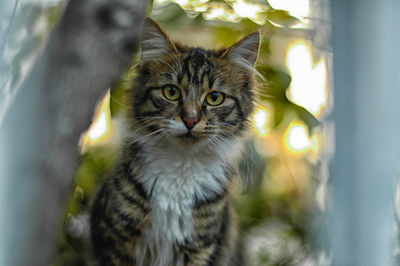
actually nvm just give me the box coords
[183,117,199,130]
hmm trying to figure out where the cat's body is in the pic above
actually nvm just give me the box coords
[90,18,260,266]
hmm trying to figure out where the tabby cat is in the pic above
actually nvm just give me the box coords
[90,17,260,266]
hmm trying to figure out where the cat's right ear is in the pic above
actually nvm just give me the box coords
[140,17,177,60]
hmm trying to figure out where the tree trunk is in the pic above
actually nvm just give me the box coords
[0,0,146,265]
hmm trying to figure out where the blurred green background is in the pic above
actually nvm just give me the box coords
[1,0,330,265]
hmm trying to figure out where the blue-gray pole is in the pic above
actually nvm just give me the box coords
[330,1,400,265]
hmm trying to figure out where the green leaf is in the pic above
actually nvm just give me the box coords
[109,67,137,116]
[259,66,291,90]
[272,102,286,128]
[291,104,321,131]
[109,81,128,117]
[266,9,300,27]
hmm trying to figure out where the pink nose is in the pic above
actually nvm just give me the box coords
[183,117,199,130]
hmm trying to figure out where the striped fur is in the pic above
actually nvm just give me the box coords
[90,18,260,266]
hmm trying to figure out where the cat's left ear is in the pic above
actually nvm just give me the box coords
[222,31,260,72]
[140,17,177,60]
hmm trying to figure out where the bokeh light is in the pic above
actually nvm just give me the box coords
[80,91,113,150]
[286,40,328,118]
[156,0,266,24]
[231,0,267,24]
[268,0,310,20]
[283,121,312,154]
[253,107,270,137]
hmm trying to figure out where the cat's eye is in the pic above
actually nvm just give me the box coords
[163,85,181,101]
[205,91,225,106]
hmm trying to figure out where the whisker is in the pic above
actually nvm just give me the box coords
[128,128,164,146]
[128,129,170,171]
[125,122,164,139]
[207,133,245,188]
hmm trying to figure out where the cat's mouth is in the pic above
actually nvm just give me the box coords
[177,132,200,142]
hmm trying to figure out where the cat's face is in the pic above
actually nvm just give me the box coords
[130,18,260,151]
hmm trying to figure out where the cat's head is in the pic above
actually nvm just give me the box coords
[129,18,260,154]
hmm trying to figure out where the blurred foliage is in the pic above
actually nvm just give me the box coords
[259,66,320,131]
[2,0,325,265]
[266,9,300,27]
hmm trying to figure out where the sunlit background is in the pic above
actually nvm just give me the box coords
[0,0,331,265]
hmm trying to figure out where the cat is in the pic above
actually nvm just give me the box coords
[90,17,260,266]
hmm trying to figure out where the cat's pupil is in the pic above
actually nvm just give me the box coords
[169,87,176,96]
[211,92,219,101]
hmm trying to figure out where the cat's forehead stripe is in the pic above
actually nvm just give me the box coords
[178,48,215,95]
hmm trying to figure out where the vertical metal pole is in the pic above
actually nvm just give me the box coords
[330,1,400,266]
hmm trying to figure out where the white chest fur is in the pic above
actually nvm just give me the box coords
[142,149,227,242]
[134,147,229,265]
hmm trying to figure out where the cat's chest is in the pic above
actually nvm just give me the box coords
[138,152,227,243]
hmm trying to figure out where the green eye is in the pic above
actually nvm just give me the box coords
[206,91,225,106]
[163,85,181,101]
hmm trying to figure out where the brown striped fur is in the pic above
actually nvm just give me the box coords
[90,18,260,266]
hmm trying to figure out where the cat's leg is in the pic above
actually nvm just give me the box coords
[90,188,135,265]
[181,202,242,266]
[91,177,150,266]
